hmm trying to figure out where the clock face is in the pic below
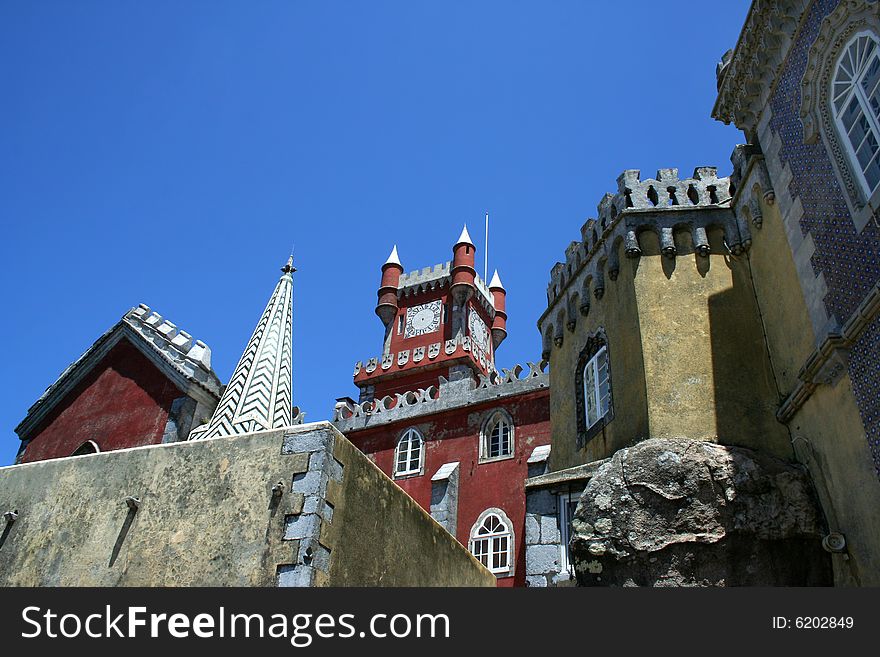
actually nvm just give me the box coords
[468,307,490,350]
[404,300,442,338]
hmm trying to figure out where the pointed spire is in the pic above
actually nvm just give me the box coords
[489,269,505,290]
[455,224,475,247]
[384,244,402,267]
[192,261,295,440]
[281,254,296,274]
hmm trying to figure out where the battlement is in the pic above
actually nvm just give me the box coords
[353,332,495,384]
[335,360,549,433]
[124,304,220,388]
[399,262,451,289]
[397,260,496,314]
[542,166,745,321]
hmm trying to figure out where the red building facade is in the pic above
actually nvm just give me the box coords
[15,305,221,463]
[334,228,551,586]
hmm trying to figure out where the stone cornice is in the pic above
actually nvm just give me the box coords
[712,0,811,135]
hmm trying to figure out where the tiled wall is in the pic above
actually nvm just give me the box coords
[768,0,880,473]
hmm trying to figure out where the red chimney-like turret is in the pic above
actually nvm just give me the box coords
[450,225,476,309]
[375,245,403,327]
[488,269,507,349]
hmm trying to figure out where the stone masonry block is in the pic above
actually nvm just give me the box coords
[526,544,561,576]
[540,515,561,545]
[526,489,557,516]
[284,513,321,541]
[287,452,310,475]
[525,515,541,546]
[287,492,305,516]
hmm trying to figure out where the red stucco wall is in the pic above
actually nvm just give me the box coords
[346,388,551,587]
[19,339,182,463]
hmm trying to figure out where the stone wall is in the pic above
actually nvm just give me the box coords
[0,422,494,587]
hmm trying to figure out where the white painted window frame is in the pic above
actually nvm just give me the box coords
[479,409,515,463]
[393,427,424,477]
[469,508,514,577]
[832,31,880,204]
[582,345,610,430]
[558,490,583,574]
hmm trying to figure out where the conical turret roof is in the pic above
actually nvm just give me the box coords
[192,257,295,439]
[455,225,475,247]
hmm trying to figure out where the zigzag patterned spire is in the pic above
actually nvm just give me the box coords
[191,257,295,440]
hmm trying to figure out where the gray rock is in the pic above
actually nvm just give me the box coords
[570,438,832,586]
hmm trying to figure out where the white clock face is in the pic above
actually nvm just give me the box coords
[468,307,489,350]
[404,300,442,338]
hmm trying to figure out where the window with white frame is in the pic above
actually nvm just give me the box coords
[481,410,514,461]
[469,510,513,575]
[833,31,880,199]
[583,345,611,429]
[557,490,583,575]
[394,427,423,477]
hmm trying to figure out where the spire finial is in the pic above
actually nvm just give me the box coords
[489,269,505,290]
[456,224,475,247]
[384,244,402,267]
[282,253,296,274]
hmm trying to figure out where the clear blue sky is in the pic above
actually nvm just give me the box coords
[0,1,749,466]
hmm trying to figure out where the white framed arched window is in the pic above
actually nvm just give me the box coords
[393,427,424,477]
[832,31,880,201]
[71,440,100,456]
[469,508,513,576]
[480,410,514,462]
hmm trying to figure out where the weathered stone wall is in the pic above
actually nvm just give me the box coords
[524,488,566,587]
[634,231,792,459]
[570,438,832,587]
[0,422,494,587]
[545,238,649,471]
[717,0,880,586]
[741,180,880,585]
[544,220,792,471]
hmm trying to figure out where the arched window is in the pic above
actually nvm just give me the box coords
[71,440,100,456]
[832,32,880,200]
[801,4,880,232]
[480,410,514,461]
[394,428,423,477]
[469,509,513,576]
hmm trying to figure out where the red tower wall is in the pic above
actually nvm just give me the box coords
[346,388,551,587]
[19,339,182,463]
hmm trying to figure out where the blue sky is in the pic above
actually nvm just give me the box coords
[0,1,749,465]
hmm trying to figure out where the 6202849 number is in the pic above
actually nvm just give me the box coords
[795,617,854,629]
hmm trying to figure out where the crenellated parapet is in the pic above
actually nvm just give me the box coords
[542,167,743,323]
[334,360,548,433]
[353,332,495,385]
[125,304,219,388]
[396,261,496,317]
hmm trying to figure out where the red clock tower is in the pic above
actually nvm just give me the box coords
[356,226,508,402]
[336,227,551,586]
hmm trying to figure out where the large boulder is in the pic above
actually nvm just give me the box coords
[570,438,832,586]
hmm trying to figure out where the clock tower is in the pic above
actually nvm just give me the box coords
[353,226,508,402]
